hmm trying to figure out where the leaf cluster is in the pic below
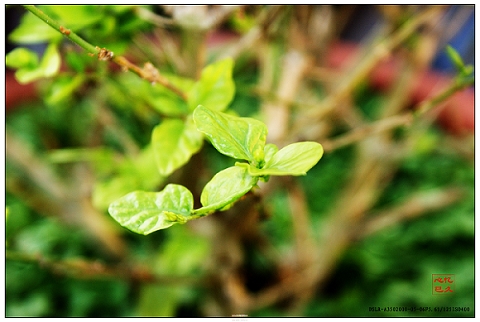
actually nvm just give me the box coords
[109,104,323,235]
[6,5,152,84]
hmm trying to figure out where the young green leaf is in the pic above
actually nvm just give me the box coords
[188,58,235,112]
[445,45,465,72]
[116,73,193,117]
[264,143,279,165]
[14,68,44,85]
[6,48,39,69]
[41,43,61,76]
[108,184,193,235]
[193,105,267,164]
[43,5,102,30]
[94,144,165,210]
[196,165,258,214]
[152,117,204,176]
[242,142,323,176]
[12,43,61,84]
[145,74,194,117]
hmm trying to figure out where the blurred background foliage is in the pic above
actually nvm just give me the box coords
[5,5,474,317]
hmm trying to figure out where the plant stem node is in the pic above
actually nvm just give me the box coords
[96,46,114,61]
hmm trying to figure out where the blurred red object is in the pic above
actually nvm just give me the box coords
[326,41,474,136]
[6,70,38,112]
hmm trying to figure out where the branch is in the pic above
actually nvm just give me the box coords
[356,187,464,240]
[322,113,413,152]
[6,251,201,286]
[6,129,127,257]
[264,49,310,145]
[24,5,98,54]
[322,73,473,152]
[6,129,66,200]
[134,6,175,27]
[23,5,188,101]
[291,6,443,136]
[113,58,188,100]
[219,6,284,60]
[414,77,474,116]
[285,178,317,269]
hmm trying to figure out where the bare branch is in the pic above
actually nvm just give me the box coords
[357,187,465,240]
[6,251,201,286]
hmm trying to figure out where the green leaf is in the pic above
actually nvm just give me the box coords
[6,48,39,69]
[242,142,324,176]
[197,165,258,213]
[107,5,135,14]
[40,43,61,77]
[445,45,474,80]
[64,50,90,73]
[158,227,211,275]
[14,68,44,85]
[116,73,193,117]
[146,74,194,117]
[108,184,193,235]
[45,74,85,106]
[445,45,465,72]
[264,143,279,165]
[461,65,474,77]
[188,58,235,112]
[12,43,61,84]
[193,105,267,165]
[93,145,164,210]
[134,144,167,188]
[152,117,204,176]
[43,5,102,30]
[9,10,62,44]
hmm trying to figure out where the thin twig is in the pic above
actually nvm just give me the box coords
[23,5,188,101]
[356,187,464,240]
[247,187,465,310]
[321,72,473,153]
[96,105,140,156]
[6,129,66,199]
[112,57,188,100]
[6,129,127,257]
[322,113,413,152]
[202,5,243,30]
[219,6,282,60]
[264,49,310,145]
[134,6,175,27]
[285,178,317,268]
[6,251,202,286]
[24,5,98,54]
[414,77,474,116]
[291,6,443,137]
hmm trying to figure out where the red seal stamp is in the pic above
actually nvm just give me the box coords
[432,274,455,294]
